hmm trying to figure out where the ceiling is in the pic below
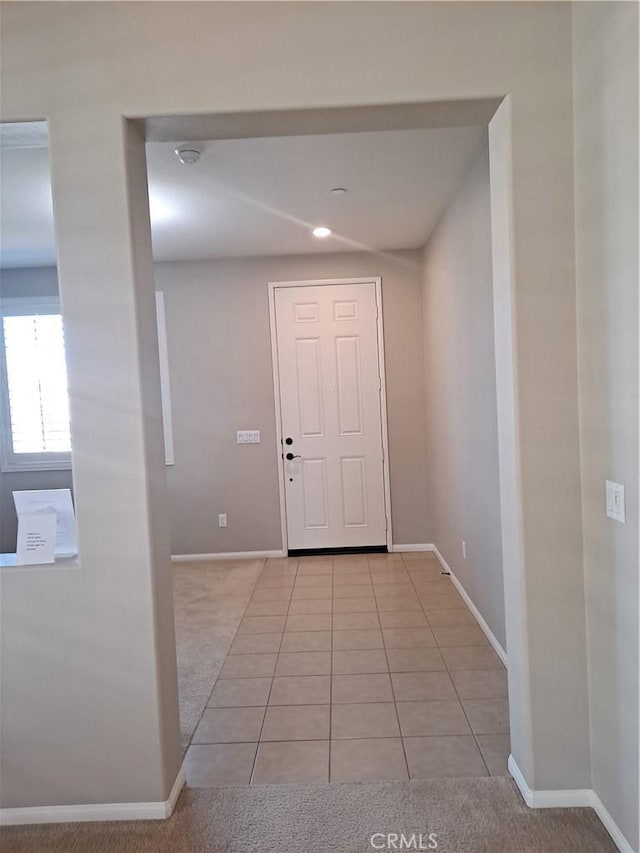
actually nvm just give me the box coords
[0,124,485,268]
[1,142,56,269]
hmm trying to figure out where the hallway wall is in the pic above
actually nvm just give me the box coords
[155,250,430,555]
[1,255,429,557]
[421,136,505,650]
[573,2,639,848]
[1,0,591,811]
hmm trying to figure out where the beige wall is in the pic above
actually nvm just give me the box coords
[155,250,430,555]
[422,136,505,650]
[0,0,593,809]
[0,267,74,553]
[573,3,639,848]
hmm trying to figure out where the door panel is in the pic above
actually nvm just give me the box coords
[341,456,368,527]
[294,302,320,323]
[335,336,363,435]
[333,299,359,321]
[301,458,329,529]
[274,281,387,550]
[295,337,324,436]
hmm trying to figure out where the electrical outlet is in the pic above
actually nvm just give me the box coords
[462,540,467,560]
[218,513,228,528]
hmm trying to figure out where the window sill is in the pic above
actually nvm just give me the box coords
[0,553,80,572]
[1,460,72,473]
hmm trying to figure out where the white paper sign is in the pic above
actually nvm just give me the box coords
[13,489,77,558]
[16,509,57,565]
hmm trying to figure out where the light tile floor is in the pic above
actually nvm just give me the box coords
[184,551,509,787]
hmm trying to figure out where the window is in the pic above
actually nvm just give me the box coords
[1,298,72,471]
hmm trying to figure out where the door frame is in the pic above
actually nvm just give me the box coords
[268,276,393,554]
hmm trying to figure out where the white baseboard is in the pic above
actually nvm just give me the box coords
[0,766,185,827]
[508,756,634,852]
[391,544,435,553]
[589,792,637,853]
[172,550,285,563]
[508,754,591,808]
[431,544,508,667]
[177,547,433,560]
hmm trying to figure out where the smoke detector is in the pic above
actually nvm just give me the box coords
[175,146,202,165]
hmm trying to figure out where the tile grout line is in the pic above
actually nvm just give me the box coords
[382,552,411,779]
[403,553,473,758]
[404,551,498,777]
[249,557,299,784]
[405,552,447,669]
[445,662,492,778]
[251,556,333,783]
[237,556,275,782]
[296,557,333,783]
[188,553,506,785]
[187,556,270,758]
[328,557,335,783]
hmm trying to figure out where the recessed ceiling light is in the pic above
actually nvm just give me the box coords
[330,187,347,195]
[312,226,332,238]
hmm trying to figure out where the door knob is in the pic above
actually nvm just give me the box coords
[286,452,301,460]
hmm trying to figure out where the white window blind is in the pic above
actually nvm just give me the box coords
[2,312,71,455]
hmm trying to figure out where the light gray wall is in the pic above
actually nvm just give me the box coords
[155,250,430,555]
[1,0,592,807]
[573,3,639,849]
[0,267,74,553]
[0,266,59,300]
[0,119,181,809]
[0,255,430,555]
[421,136,505,649]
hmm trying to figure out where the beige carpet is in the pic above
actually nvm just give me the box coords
[173,559,265,750]
[1,778,616,852]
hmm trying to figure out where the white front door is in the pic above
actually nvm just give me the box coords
[273,280,388,551]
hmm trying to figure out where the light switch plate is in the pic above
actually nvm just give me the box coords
[237,430,261,444]
[606,480,625,524]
